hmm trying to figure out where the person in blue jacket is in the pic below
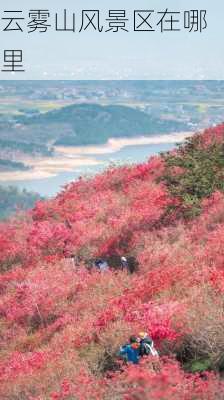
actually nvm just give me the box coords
[118,335,140,364]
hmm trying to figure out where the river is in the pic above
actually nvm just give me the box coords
[1,132,193,197]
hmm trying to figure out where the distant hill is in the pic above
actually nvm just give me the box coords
[0,159,29,172]
[0,103,190,172]
[0,138,53,157]
[16,103,189,146]
[0,185,42,219]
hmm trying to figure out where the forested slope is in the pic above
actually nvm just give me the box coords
[1,125,224,399]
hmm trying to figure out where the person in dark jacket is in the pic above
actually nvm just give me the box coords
[121,256,129,271]
[119,335,140,364]
[94,259,109,272]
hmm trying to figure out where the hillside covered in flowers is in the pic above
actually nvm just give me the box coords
[1,125,224,399]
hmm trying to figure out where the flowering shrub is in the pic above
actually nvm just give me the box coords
[0,125,224,398]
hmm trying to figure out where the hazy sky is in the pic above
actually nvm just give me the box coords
[0,0,223,80]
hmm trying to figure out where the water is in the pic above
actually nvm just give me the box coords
[5,142,175,197]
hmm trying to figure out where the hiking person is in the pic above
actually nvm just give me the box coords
[118,335,140,364]
[94,259,109,272]
[121,256,129,271]
[138,331,159,357]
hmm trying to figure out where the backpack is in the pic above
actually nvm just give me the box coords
[142,341,159,357]
[143,342,152,355]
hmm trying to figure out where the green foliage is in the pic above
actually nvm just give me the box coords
[184,358,212,373]
[161,137,224,218]
[0,185,42,219]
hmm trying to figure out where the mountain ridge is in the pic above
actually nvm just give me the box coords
[17,103,188,146]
